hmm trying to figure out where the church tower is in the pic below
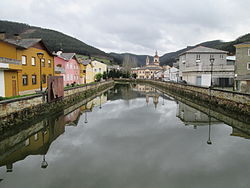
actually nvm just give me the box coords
[153,51,160,65]
[146,56,150,66]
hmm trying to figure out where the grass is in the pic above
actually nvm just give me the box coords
[0,93,39,101]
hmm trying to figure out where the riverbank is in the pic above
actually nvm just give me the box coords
[0,81,114,131]
[115,78,250,117]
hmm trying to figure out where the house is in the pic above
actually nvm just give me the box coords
[80,59,94,84]
[0,33,54,97]
[178,46,234,87]
[54,52,80,86]
[92,60,107,77]
[133,51,163,79]
[234,42,250,93]
[163,67,179,82]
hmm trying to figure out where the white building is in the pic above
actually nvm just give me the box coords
[163,67,179,82]
[178,46,234,87]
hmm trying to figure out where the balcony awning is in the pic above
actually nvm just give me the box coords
[0,57,21,70]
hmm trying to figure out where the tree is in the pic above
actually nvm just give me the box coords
[132,73,137,79]
[103,71,107,80]
[95,73,103,82]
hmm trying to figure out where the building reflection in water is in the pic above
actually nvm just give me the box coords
[176,101,250,144]
[0,94,108,174]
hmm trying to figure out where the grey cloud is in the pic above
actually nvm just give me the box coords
[1,0,250,55]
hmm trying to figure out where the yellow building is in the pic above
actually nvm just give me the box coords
[0,34,54,97]
[77,58,107,84]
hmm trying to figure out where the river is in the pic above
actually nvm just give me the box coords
[0,84,250,188]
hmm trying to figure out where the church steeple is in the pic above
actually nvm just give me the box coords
[154,50,160,65]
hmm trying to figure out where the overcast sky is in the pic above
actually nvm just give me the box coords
[1,0,250,55]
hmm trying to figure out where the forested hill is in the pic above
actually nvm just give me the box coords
[0,20,111,59]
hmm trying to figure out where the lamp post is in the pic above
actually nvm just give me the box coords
[207,109,212,145]
[84,110,88,124]
[99,95,102,109]
[41,124,48,168]
[162,92,165,106]
[209,57,215,89]
[37,52,44,92]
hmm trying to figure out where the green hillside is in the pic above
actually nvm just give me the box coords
[0,20,112,61]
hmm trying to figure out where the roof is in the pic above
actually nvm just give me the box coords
[59,53,75,61]
[234,42,250,47]
[81,59,92,65]
[3,38,42,49]
[138,66,163,70]
[179,45,228,56]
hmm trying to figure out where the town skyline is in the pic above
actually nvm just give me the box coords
[1,0,250,55]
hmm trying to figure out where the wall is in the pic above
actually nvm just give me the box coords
[0,80,114,130]
[140,79,250,115]
[17,46,54,95]
[0,70,5,97]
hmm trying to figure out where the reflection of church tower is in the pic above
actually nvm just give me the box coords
[153,95,159,109]
[146,56,150,66]
[154,51,160,65]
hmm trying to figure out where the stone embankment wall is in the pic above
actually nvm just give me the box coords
[115,79,250,116]
[0,81,114,130]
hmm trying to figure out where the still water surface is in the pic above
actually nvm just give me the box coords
[1,84,250,188]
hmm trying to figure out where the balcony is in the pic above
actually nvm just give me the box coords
[182,64,234,73]
[0,57,21,70]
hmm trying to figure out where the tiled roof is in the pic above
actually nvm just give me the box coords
[137,66,163,70]
[81,59,92,65]
[4,38,42,49]
[179,45,228,56]
[60,53,75,61]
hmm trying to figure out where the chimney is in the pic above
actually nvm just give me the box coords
[0,31,6,40]
[14,33,21,41]
[56,50,63,56]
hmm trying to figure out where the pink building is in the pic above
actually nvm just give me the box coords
[54,52,80,86]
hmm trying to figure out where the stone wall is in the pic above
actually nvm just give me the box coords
[0,81,114,130]
[138,79,250,115]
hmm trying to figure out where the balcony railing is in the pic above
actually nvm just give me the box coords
[0,57,21,65]
[182,64,234,72]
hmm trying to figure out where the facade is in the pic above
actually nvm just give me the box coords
[92,60,107,76]
[178,46,234,87]
[234,42,250,93]
[0,34,54,97]
[132,51,163,79]
[80,59,94,84]
[163,67,179,82]
[54,52,80,86]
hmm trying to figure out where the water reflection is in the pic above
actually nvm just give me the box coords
[0,93,108,175]
[1,84,250,188]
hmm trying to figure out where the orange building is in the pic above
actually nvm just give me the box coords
[0,33,54,97]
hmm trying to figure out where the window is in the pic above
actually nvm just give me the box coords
[22,56,27,65]
[247,62,250,70]
[83,70,86,73]
[42,74,46,84]
[22,75,28,86]
[99,68,101,72]
[34,133,38,141]
[48,59,51,67]
[220,54,224,59]
[32,74,37,85]
[41,58,45,67]
[196,54,201,60]
[31,57,36,66]
[210,54,214,59]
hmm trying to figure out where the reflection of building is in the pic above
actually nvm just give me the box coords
[64,108,82,126]
[176,101,220,128]
[0,115,65,172]
[131,51,163,79]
